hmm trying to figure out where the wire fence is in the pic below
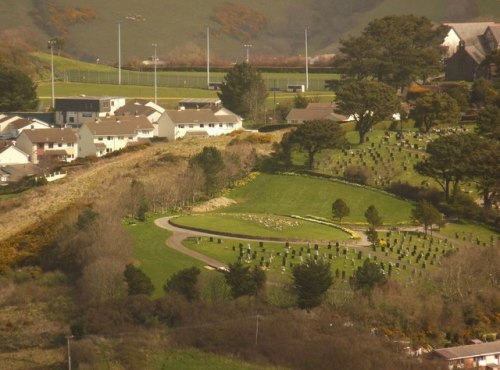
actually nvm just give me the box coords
[61,70,330,91]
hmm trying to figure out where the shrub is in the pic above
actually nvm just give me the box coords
[164,267,201,301]
[343,165,371,185]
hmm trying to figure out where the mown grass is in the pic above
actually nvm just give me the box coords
[223,173,414,225]
[172,213,350,241]
[124,216,203,298]
[438,222,500,246]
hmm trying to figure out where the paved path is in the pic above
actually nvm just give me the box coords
[154,217,372,269]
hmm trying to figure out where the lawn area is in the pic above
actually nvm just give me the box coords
[124,217,203,298]
[438,222,500,247]
[149,348,287,370]
[171,213,351,241]
[223,173,414,225]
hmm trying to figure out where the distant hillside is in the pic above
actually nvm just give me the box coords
[1,0,498,65]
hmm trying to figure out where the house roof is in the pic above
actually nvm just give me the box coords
[56,96,124,101]
[0,163,41,179]
[487,25,500,43]
[179,98,221,105]
[434,341,500,360]
[114,99,164,117]
[445,22,495,42]
[83,116,154,136]
[0,145,29,157]
[8,118,49,130]
[22,128,77,144]
[165,109,239,124]
[465,37,488,64]
[286,107,348,122]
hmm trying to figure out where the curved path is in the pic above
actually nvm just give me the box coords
[154,216,372,269]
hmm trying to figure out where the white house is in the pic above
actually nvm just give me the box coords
[6,117,50,139]
[434,341,500,369]
[156,107,242,141]
[55,96,126,127]
[443,22,495,57]
[78,116,154,158]
[114,99,165,136]
[0,115,24,136]
[15,128,78,164]
[0,145,30,165]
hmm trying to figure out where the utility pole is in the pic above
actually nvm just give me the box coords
[66,335,74,370]
[118,20,122,85]
[47,39,56,109]
[152,43,157,104]
[305,26,309,92]
[244,44,252,63]
[206,26,210,89]
[255,314,260,345]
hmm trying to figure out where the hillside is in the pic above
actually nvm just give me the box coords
[1,0,498,65]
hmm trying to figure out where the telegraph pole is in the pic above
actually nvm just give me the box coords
[66,335,74,370]
[152,43,157,104]
[305,26,309,91]
[206,26,210,89]
[118,21,122,85]
[47,39,56,109]
[244,44,252,63]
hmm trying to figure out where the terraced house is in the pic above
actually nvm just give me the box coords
[77,116,154,157]
[15,128,78,164]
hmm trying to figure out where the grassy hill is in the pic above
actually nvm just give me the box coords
[1,0,495,65]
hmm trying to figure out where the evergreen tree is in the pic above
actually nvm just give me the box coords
[124,264,154,296]
[164,267,201,301]
[292,258,333,309]
[332,198,350,222]
[0,65,38,111]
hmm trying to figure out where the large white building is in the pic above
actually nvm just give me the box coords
[78,116,154,158]
[55,96,126,127]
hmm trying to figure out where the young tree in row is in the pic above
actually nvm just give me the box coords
[292,258,333,309]
[124,264,154,296]
[189,146,225,195]
[218,62,268,120]
[164,267,201,301]
[366,227,379,246]
[365,205,383,227]
[412,201,443,235]
[350,258,387,297]
[224,261,266,299]
[335,80,400,144]
[280,119,344,169]
[410,92,461,133]
[0,64,38,111]
[476,103,500,141]
[332,198,350,222]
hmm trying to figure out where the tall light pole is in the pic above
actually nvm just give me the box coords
[66,335,74,370]
[117,20,122,85]
[152,43,157,104]
[47,39,56,109]
[244,44,252,63]
[305,26,309,92]
[206,26,210,89]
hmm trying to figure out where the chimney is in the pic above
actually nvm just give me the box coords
[31,125,34,130]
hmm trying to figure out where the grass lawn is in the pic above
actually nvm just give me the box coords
[124,216,204,298]
[438,222,500,246]
[171,213,351,241]
[223,173,414,225]
[149,348,287,370]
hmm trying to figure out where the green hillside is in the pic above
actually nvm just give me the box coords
[1,0,493,64]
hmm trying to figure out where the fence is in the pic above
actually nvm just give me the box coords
[61,70,330,91]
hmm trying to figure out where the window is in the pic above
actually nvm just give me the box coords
[227,123,234,128]
[69,117,75,123]
[178,124,185,129]
[200,124,204,128]
[98,137,103,141]
[48,143,54,148]
[82,113,92,118]
[68,143,74,147]
[58,143,63,148]
[118,136,124,140]
[219,124,223,127]
[107,136,112,140]
[189,124,194,128]
[37,143,44,149]
[128,136,133,140]
[208,123,215,128]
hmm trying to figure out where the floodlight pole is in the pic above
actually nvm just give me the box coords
[207,26,210,89]
[305,26,309,92]
[244,44,252,63]
[152,43,157,104]
[118,20,122,85]
[66,335,74,370]
[48,39,56,109]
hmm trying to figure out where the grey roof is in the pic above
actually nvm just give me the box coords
[83,116,154,136]
[56,96,124,101]
[165,109,239,124]
[434,341,500,360]
[287,105,348,122]
[446,22,495,42]
[465,36,488,64]
[22,128,77,144]
[114,99,160,117]
[179,98,221,104]
[488,25,500,43]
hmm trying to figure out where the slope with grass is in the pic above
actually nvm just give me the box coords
[223,173,413,225]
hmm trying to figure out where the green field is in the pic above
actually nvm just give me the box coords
[438,222,500,246]
[171,213,351,241]
[223,173,414,225]
[124,217,204,298]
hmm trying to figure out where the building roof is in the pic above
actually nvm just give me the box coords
[487,25,500,43]
[0,145,29,157]
[56,96,124,101]
[22,128,77,144]
[165,109,239,124]
[445,22,495,42]
[287,107,348,122]
[114,99,165,117]
[0,163,41,180]
[434,341,500,360]
[83,116,154,136]
[178,98,221,105]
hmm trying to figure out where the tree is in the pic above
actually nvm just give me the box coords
[336,15,446,89]
[364,205,382,227]
[335,80,400,144]
[124,264,154,296]
[292,258,333,309]
[469,79,497,108]
[414,134,476,202]
[366,227,379,246]
[218,62,268,119]
[0,65,38,111]
[350,258,387,296]
[293,94,310,108]
[189,146,225,195]
[224,261,266,299]
[410,93,461,133]
[332,198,350,222]
[280,119,344,169]
[476,103,500,141]
[164,267,201,301]
[412,201,443,235]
